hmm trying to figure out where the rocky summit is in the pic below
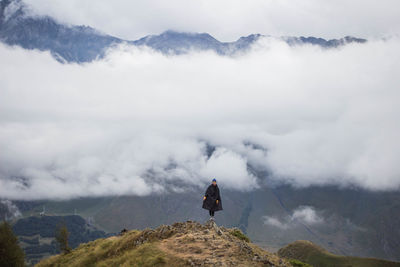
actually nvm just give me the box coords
[36,220,291,267]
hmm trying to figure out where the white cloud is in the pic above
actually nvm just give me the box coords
[200,147,258,190]
[292,206,323,224]
[263,206,323,229]
[0,200,22,219]
[263,216,291,230]
[22,0,400,41]
[0,37,400,200]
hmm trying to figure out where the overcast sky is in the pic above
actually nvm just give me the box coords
[23,0,400,41]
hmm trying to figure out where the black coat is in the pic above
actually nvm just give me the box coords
[202,184,223,212]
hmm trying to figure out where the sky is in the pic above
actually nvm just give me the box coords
[1,1,400,200]
[23,0,400,41]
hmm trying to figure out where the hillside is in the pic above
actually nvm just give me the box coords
[278,240,400,267]
[12,215,108,265]
[37,220,292,267]
[17,186,400,262]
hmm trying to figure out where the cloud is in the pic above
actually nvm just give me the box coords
[0,200,22,220]
[292,206,323,224]
[22,0,400,41]
[263,216,289,230]
[200,148,258,190]
[263,206,323,229]
[0,37,400,200]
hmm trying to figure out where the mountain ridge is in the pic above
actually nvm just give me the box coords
[0,0,367,63]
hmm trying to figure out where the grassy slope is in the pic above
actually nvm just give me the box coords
[36,221,291,267]
[278,240,400,267]
[36,230,186,267]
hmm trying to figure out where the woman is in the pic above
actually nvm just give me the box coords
[202,178,223,219]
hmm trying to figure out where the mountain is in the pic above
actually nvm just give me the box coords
[278,240,400,267]
[11,215,109,265]
[36,220,293,267]
[284,36,367,48]
[0,0,367,63]
[0,0,123,62]
[132,31,263,55]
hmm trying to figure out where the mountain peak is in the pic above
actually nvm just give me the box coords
[36,220,291,267]
[132,30,223,54]
[160,30,215,38]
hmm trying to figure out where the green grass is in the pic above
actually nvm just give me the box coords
[230,228,250,242]
[36,230,186,267]
[289,259,313,267]
[278,240,400,267]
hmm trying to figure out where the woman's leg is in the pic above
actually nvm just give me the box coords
[209,210,212,216]
[210,210,214,217]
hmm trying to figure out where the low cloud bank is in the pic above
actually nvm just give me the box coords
[1,37,400,200]
[263,206,323,229]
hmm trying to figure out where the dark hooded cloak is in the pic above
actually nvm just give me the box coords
[202,184,223,212]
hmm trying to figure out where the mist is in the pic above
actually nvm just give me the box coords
[263,206,323,229]
[1,37,400,200]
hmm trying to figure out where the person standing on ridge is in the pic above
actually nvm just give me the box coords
[202,178,222,220]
